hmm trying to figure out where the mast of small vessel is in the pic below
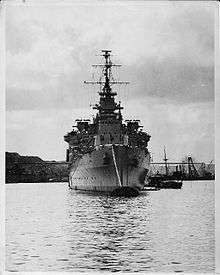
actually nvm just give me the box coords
[163,146,169,176]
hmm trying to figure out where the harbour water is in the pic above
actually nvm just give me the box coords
[6,181,214,272]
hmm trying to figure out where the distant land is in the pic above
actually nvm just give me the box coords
[6,152,68,183]
[5,152,214,183]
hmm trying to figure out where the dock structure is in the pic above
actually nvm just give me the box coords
[149,158,215,181]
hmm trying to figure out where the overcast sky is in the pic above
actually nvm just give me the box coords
[5,1,215,162]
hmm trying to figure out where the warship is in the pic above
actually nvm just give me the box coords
[64,50,151,196]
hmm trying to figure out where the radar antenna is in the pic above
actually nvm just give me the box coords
[84,50,129,97]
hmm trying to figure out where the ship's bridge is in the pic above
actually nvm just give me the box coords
[100,97,116,110]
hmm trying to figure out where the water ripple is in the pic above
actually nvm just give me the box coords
[6,181,215,272]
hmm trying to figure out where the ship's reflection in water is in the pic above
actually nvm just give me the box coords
[6,181,214,272]
[66,191,154,272]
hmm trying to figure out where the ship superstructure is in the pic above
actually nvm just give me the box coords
[64,50,151,196]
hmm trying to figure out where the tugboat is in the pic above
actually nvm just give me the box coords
[64,50,151,196]
[148,147,183,189]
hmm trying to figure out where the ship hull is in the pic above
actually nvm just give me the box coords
[68,145,150,196]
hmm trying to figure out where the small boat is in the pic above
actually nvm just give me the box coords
[147,147,183,189]
[143,186,160,191]
[148,175,182,189]
[158,179,182,189]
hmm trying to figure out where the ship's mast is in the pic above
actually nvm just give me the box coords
[84,50,129,118]
[101,50,112,95]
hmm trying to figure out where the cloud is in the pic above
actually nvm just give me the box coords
[6,101,214,161]
[6,108,92,160]
[123,59,214,104]
[123,99,214,162]
[5,2,215,161]
[6,2,214,111]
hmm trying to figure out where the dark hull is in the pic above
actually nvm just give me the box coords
[148,177,183,189]
[68,145,150,196]
[159,180,183,189]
